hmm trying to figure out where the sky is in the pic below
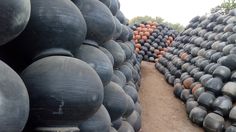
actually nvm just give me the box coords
[119,0,224,26]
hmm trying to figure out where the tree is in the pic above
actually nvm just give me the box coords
[211,0,236,14]
[129,16,184,32]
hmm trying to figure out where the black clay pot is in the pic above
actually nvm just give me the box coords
[110,127,118,132]
[119,64,132,82]
[75,40,113,86]
[221,54,236,70]
[222,82,236,101]
[99,0,111,7]
[205,77,223,96]
[111,73,125,88]
[204,63,215,73]
[203,113,225,132]
[119,42,132,60]
[231,71,236,81]
[212,96,232,117]
[99,46,115,66]
[193,87,205,100]
[118,121,135,132]
[1,0,87,72]
[200,74,213,86]
[197,92,216,109]
[126,111,141,132]
[223,44,235,55]
[174,84,184,98]
[193,72,205,81]
[226,126,236,132]
[118,25,129,42]
[112,117,122,130]
[79,105,111,132]
[113,17,123,40]
[210,52,223,62]
[103,82,128,121]
[180,89,191,102]
[213,66,231,82]
[0,0,30,46]
[102,40,125,68]
[123,95,135,118]
[123,85,138,103]
[109,0,119,15]
[73,0,115,43]
[134,103,142,115]
[0,60,29,132]
[189,107,207,126]
[21,56,103,126]
[186,101,199,114]
[116,10,125,24]
[229,106,236,123]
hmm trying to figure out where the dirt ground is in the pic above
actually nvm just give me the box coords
[139,61,203,132]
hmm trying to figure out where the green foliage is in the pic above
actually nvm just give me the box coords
[129,16,184,32]
[211,0,236,14]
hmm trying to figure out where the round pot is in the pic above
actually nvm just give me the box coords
[203,113,225,132]
[75,40,113,86]
[226,126,236,132]
[205,77,223,96]
[134,103,142,115]
[193,87,205,100]
[189,107,207,126]
[99,46,115,66]
[113,17,123,40]
[123,85,138,103]
[174,83,184,98]
[183,77,194,89]
[212,96,232,117]
[186,101,199,114]
[119,64,132,82]
[117,121,135,132]
[0,60,29,132]
[99,0,111,7]
[73,0,115,43]
[213,66,231,82]
[180,89,191,102]
[119,42,132,61]
[0,0,30,46]
[116,10,125,24]
[1,0,87,71]
[126,111,141,132]
[123,95,135,118]
[102,40,125,68]
[21,56,103,126]
[221,54,236,70]
[109,0,118,15]
[197,92,216,109]
[111,73,125,88]
[222,82,236,101]
[79,105,111,132]
[103,82,128,121]
[112,117,122,130]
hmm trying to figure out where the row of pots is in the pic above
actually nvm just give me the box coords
[131,22,178,62]
[156,9,236,131]
[0,0,142,132]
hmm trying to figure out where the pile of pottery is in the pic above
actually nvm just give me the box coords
[131,22,178,62]
[156,9,236,131]
[0,0,142,132]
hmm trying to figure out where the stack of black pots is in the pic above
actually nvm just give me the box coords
[0,0,142,132]
[131,22,178,62]
[156,9,236,131]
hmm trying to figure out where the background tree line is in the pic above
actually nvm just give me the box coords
[129,0,236,33]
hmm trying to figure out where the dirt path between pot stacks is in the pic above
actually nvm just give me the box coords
[139,61,203,132]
